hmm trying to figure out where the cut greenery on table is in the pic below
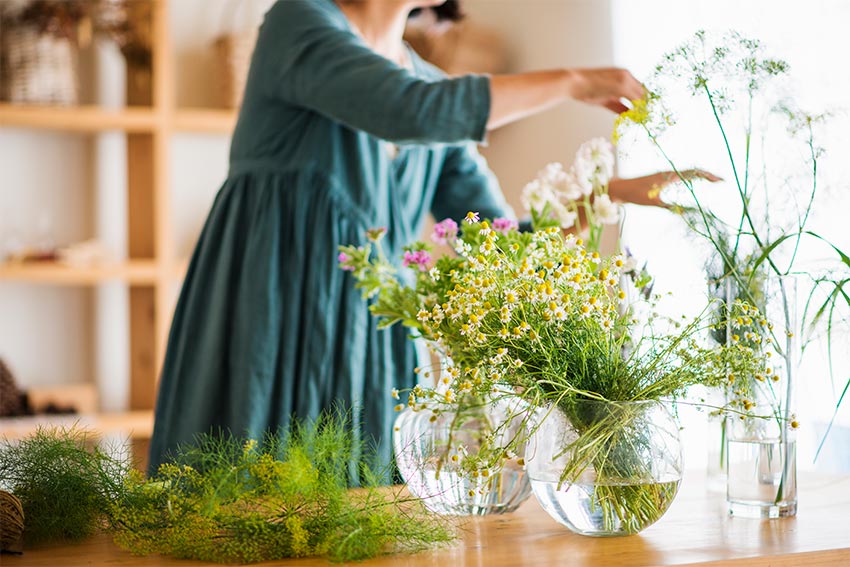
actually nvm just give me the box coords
[0,414,454,563]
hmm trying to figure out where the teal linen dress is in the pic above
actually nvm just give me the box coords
[148,0,514,476]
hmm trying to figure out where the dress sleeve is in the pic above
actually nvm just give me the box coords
[431,144,517,224]
[256,0,491,145]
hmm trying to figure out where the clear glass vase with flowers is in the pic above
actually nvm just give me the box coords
[340,204,771,533]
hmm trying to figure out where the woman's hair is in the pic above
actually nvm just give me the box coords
[411,1,464,22]
[431,0,464,22]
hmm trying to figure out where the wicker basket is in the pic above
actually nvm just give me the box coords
[0,490,24,554]
[212,0,262,109]
[1,24,80,105]
[213,28,257,109]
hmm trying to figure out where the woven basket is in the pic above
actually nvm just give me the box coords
[0,490,25,554]
[1,24,79,105]
[213,28,258,109]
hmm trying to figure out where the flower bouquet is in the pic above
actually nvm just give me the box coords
[340,206,769,534]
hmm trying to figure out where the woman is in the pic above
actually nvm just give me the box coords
[148,0,696,475]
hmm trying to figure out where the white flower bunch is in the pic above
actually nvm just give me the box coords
[521,138,619,248]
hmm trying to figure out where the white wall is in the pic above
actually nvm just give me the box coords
[465,0,616,209]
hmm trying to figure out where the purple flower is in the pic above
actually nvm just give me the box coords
[431,218,459,244]
[402,250,432,272]
[492,217,519,234]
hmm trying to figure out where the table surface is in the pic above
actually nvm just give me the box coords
[3,471,849,567]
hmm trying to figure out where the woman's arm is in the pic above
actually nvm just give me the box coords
[488,68,645,130]
[260,1,644,145]
[608,169,722,207]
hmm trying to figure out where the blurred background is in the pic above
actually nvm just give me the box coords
[1,0,847,472]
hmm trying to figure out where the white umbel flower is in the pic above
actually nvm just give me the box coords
[562,166,588,200]
[521,179,554,213]
[576,137,615,187]
[552,202,578,229]
[592,194,620,225]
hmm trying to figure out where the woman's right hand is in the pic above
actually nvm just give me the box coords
[562,68,645,114]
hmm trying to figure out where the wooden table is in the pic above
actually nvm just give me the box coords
[4,472,849,567]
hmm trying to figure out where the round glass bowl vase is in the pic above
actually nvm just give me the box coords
[393,395,532,515]
[526,399,683,536]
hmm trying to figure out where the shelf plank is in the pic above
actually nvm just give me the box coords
[0,104,237,134]
[0,260,161,285]
[0,410,154,441]
[173,108,237,133]
[0,104,158,132]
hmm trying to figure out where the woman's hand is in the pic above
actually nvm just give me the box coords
[608,169,722,208]
[563,68,646,114]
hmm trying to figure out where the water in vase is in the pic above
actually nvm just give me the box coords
[397,446,530,515]
[530,478,681,536]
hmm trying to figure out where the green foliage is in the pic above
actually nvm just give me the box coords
[0,426,129,545]
[0,415,454,562]
[110,412,455,563]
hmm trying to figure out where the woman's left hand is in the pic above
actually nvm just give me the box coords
[608,169,722,208]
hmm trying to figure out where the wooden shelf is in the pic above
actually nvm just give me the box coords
[0,260,161,285]
[0,104,237,135]
[174,108,237,133]
[0,104,157,132]
[0,410,154,441]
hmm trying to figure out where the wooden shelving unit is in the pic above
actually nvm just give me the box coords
[0,0,235,460]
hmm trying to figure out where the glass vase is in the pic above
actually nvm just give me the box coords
[393,394,532,515]
[526,399,682,536]
[725,275,798,518]
[706,412,729,492]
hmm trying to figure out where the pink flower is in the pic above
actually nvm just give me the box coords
[492,217,518,234]
[338,252,355,271]
[402,250,432,271]
[432,218,459,244]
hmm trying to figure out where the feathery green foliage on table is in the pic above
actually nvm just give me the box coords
[0,427,129,545]
[110,412,455,563]
[0,414,455,562]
